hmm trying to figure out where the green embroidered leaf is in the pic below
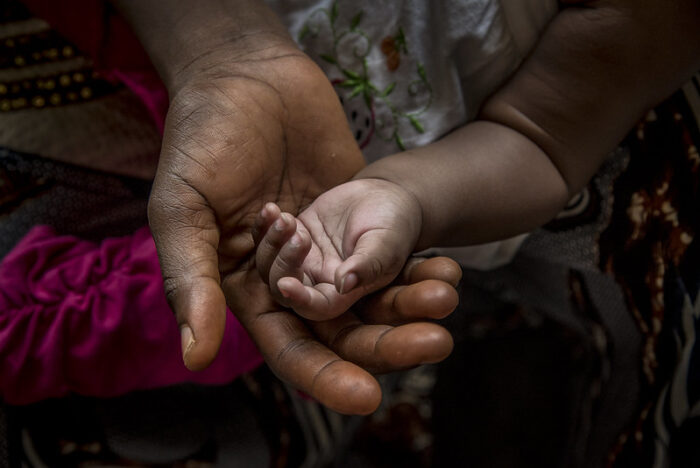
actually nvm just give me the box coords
[382,82,396,96]
[396,27,408,53]
[298,24,310,41]
[320,54,337,64]
[417,63,427,82]
[342,68,360,79]
[407,115,425,133]
[349,85,364,98]
[350,12,363,30]
[339,79,358,88]
[330,2,338,24]
[395,133,406,150]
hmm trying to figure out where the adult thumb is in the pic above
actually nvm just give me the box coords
[148,179,227,371]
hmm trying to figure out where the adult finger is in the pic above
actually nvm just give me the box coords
[354,256,462,325]
[401,256,463,287]
[309,313,454,374]
[358,279,459,325]
[148,173,227,372]
[224,269,383,415]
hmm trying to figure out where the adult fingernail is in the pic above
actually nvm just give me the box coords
[339,272,358,294]
[180,325,195,367]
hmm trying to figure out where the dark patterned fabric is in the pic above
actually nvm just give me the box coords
[600,80,700,468]
[0,1,160,179]
[0,147,151,258]
[428,73,700,468]
[7,366,369,468]
[0,402,7,467]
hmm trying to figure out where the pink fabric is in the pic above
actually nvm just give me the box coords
[0,226,263,405]
[110,70,168,133]
[1,4,260,404]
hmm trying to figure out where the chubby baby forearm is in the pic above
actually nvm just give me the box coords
[357,0,700,251]
[354,121,570,250]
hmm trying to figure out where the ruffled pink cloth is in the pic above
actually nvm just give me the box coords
[1,3,261,404]
[0,226,263,405]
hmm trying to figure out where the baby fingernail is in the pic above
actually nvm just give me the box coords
[339,272,358,294]
[274,218,285,231]
[278,281,292,298]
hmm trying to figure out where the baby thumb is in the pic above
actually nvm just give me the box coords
[334,230,408,295]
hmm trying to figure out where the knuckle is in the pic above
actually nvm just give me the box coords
[159,255,218,311]
[277,244,303,271]
[274,254,292,273]
[363,255,384,281]
[274,336,317,369]
[161,275,183,313]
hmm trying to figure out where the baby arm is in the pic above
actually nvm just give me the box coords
[359,0,700,250]
[256,0,700,320]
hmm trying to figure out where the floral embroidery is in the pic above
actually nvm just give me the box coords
[380,28,407,71]
[298,1,433,150]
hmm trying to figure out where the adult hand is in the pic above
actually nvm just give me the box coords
[229,256,460,414]
[149,51,461,412]
[116,0,461,414]
[147,40,366,371]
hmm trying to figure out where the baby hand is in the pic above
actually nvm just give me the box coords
[254,179,422,320]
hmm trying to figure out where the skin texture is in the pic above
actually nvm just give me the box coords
[113,0,461,414]
[114,0,700,414]
[254,179,422,320]
[255,0,700,319]
[357,0,700,250]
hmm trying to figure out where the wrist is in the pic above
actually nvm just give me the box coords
[350,176,425,252]
[113,0,299,96]
[167,33,300,98]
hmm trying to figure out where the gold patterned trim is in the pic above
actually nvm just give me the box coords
[0,68,118,111]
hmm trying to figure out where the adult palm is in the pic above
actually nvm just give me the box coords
[148,48,457,414]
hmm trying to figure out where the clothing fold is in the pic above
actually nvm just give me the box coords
[0,226,262,405]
